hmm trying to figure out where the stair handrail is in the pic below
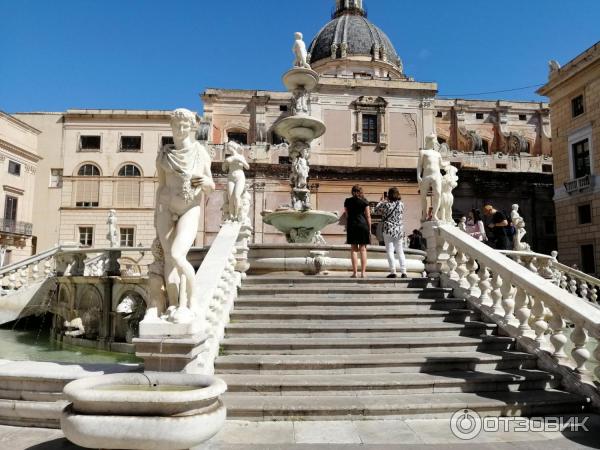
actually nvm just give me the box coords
[430,223,600,406]
[0,246,61,276]
[551,258,600,304]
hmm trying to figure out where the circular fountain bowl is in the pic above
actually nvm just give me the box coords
[61,373,227,450]
[273,115,326,142]
[283,67,319,91]
[262,209,339,244]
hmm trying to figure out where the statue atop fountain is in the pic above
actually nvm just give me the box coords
[261,32,338,243]
[107,209,118,247]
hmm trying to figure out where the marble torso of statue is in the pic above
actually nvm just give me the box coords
[511,204,530,251]
[417,134,444,222]
[222,141,250,222]
[107,209,118,247]
[293,32,310,69]
[150,108,215,325]
[292,155,309,190]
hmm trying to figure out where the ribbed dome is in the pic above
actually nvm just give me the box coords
[308,12,403,72]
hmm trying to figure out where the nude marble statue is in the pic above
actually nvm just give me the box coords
[417,134,444,222]
[150,108,215,324]
[293,32,310,69]
[222,141,250,222]
[440,164,459,223]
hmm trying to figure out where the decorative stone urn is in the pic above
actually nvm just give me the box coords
[60,373,227,450]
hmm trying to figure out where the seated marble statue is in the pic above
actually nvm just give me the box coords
[152,108,215,324]
[222,141,250,222]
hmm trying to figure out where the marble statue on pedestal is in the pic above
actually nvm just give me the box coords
[107,210,118,247]
[511,204,530,251]
[147,108,215,325]
[417,134,444,222]
[440,164,459,224]
[293,32,311,69]
[292,88,310,115]
[222,141,250,222]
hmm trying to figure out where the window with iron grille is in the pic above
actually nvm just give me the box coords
[79,135,101,151]
[120,228,135,247]
[78,227,93,247]
[119,136,142,152]
[8,161,21,176]
[362,114,378,144]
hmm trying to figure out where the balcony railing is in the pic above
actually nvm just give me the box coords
[565,174,593,194]
[0,219,33,236]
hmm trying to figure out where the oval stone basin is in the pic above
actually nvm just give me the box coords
[63,372,227,416]
[262,209,339,243]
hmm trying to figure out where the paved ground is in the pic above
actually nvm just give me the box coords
[2,415,599,449]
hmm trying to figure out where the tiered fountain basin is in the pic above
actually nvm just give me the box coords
[61,372,227,450]
[262,209,339,244]
[273,114,326,143]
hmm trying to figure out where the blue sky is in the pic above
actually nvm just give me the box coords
[1,0,598,113]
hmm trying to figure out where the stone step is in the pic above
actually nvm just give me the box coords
[221,369,559,396]
[238,286,453,298]
[215,350,539,375]
[234,297,466,308]
[221,335,515,355]
[223,389,590,420]
[224,320,496,338]
[230,307,474,322]
[243,277,432,287]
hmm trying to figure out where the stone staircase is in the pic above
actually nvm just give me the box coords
[215,276,590,420]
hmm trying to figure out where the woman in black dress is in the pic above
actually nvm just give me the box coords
[344,185,371,278]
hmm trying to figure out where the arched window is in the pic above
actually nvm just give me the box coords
[77,164,100,176]
[75,164,101,207]
[227,130,248,145]
[115,165,141,207]
[118,164,142,177]
[437,137,447,145]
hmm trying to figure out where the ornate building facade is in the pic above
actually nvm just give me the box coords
[0,111,41,266]
[538,41,600,273]
[9,0,558,261]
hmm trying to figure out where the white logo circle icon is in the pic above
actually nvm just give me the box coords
[450,409,482,440]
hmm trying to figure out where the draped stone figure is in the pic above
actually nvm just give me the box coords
[293,32,310,69]
[148,108,215,325]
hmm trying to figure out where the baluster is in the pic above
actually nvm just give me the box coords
[446,243,458,280]
[32,262,40,281]
[478,265,492,307]
[514,287,533,337]
[434,236,447,275]
[527,257,538,274]
[8,270,17,290]
[570,325,591,376]
[549,312,568,361]
[466,256,479,297]
[531,296,548,346]
[590,286,598,304]
[579,281,589,302]
[594,336,600,383]
[455,250,469,289]
[569,278,578,295]
[538,257,554,279]
[491,272,504,316]
[501,278,516,325]
[560,273,568,290]
[44,258,53,277]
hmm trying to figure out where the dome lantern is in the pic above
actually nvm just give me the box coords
[334,0,365,18]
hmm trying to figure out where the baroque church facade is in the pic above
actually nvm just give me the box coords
[6,0,557,264]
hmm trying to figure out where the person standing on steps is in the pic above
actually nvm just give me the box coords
[344,185,371,278]
[483,204,510,250]
[375,187,407,279]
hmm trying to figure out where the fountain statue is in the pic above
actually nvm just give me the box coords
[107,209,118,247]
[511,204,530,251]
[418,134,444,222]
[222,141,250,222]
[439,163,459,224]
[261,32,338,243]
[142,108,215,329]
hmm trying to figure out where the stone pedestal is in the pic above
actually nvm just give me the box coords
[133,334,206,373]
[421,221,442,276]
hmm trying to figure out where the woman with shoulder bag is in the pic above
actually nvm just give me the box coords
[375,187,407,279]
[344,185,371,278]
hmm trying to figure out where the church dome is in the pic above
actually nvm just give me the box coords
[308,0,403,76]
